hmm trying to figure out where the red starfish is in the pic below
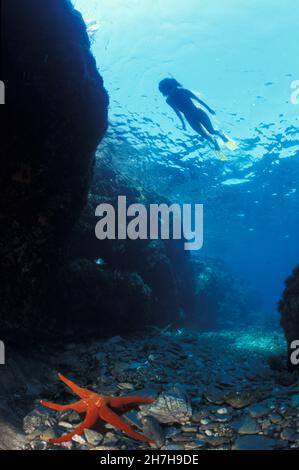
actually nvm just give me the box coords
[40,373,155,445]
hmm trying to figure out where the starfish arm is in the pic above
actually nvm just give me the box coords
[109,396,155,408]
[99,405,154,444]
[40,399,86,413]
[57,373,91,399]
[49,407,98,444]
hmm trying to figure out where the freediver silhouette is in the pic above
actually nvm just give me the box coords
[159,78,237,160]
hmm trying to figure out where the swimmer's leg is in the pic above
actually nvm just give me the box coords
[189,120,221,150]
[193,122,228,160]
[199,112,229,143]
[198,125,221,150]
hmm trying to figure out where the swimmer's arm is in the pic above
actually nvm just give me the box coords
[189,91,216,115]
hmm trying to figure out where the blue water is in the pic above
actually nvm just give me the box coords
[73,0,299,318]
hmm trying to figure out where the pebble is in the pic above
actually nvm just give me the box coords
[232,417,261,435]
[84,429,103,446]
[58,421,74,429]
[203,387,225,405]
[61,410,82,424]
[162,444,183,450]
[204,436,231,446]
[72,434,86,445]
[140,388,192,424]
[181,425,198,433]
[225,391,258,409]
[25,429,42,441]
[280,428,299,442]
[247,403,270,418]
[117,382,134,391]
[103,432,119,446]
[30,440,47,450]
[283,407,298,417]
[171,434,195,443]
[200,418,210,425]
[40,428,57,442]
[212,414,232,423]
[61,441,74,450]
[165,427,181,438]
[184,439,206,449]
[269,413,284,425]
[232,435,278,450]
[260,418,272,430]
[142,416,165,448]
[124,410,143,429]
[91,446,118,450]
[23,413,43,434]
[217,407,229,415]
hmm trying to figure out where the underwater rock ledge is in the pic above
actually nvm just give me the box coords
[1,0,109,344]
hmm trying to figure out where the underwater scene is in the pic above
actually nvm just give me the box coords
[1,0,299,457]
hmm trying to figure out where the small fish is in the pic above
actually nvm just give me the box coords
[87,24,99,33]
[86,19,100,38]
[221,178,250,186]
[95,258,105,266]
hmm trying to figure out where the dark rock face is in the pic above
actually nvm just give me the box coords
[53,258,154,339]
[1,0,109,343]
[279,266,299,365]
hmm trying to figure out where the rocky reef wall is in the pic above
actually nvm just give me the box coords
[1,0,109,344]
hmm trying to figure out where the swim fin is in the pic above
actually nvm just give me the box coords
[225,139,238,151]
[215,150,229,161]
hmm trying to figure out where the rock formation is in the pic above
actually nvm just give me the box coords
[1,0,109,344]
